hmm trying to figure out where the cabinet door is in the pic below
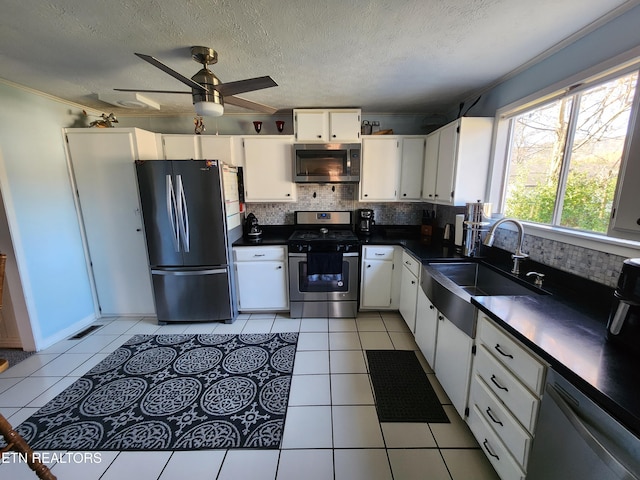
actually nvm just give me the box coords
[399,137,426,200]
[399,265,418,332]
[415,290,439,368]
[422,132,439,201]
[66,130,156,315]
[295,110,328,141]
[200,136,240,166]
[360,137,400,201]
[243,137,296,202]
[361,259,394,308]
[434,314,473,418]
[434,121,459,204]
[162,135,200,159]
[236,261,288,310]
[329,111,361,141]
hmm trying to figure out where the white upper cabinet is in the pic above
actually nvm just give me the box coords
[162,134,199,159]
[162,134,243,166]
[421,117,493,206]
[399,136,426,200]
[242,136,297,202]
[294,109,361,142]
[359,136,400,201]
[422,132,439,201]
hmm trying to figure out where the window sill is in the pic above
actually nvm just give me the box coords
[509,221,640,258]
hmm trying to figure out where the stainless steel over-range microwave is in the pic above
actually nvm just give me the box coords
[293,143,361,183]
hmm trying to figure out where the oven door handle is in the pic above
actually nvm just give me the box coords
[288,252,359,257]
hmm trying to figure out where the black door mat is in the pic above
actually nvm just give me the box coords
[366,350,449,423]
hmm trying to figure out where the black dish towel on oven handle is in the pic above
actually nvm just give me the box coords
[306,252,343,275]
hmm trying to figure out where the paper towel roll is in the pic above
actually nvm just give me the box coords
[454,214,464,247]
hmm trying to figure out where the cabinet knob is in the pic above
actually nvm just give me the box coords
[403,193,407,197]
[364,194,368,197]
[286,193,291,196]
[367,264,371,268]
[317,135,322,138]
[411,280,416,285]
[277,265,282,269]
[637,218,640,225]
[438,315,444,321]
[429,305,434,310]
[332,134,336,138]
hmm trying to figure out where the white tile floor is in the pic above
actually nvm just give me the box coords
[0,311,499,480]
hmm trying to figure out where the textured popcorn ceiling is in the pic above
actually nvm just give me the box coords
[0,0,635,116]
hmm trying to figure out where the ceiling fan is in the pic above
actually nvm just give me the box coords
[114,46,278,116]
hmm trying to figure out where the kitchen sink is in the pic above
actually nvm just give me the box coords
[421,261,545,338]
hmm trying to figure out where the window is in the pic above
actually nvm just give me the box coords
[501,69,639,234]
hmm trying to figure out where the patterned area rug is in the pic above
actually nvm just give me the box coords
[6,333,298,450]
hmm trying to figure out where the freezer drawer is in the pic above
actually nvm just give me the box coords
[152,267,232,323]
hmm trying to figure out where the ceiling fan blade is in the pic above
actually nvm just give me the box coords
[216,76,278,97]
[114,88,191,94]
[225,95,278,114]
[134,53,208,92]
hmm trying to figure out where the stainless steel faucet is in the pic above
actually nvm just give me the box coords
[483,218,528,274]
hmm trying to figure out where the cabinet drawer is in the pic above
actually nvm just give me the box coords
[478,317,546,395]
[401,250,420,277]
[474,345,539,433]
[468,404,526,480]
[469,374,532,468]
[234,246,286,262]
[363,246,395,260]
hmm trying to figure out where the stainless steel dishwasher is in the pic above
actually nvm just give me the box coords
[527,368,640,479]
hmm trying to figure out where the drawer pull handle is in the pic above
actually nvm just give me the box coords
[486,407,503,426]
[483,439,500,460]
[490,375,509,392]
[375,253,385,256]
[254,254,266,257]
[494,344,514,359]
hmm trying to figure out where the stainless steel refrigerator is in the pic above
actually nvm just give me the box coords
[135,159,241,324]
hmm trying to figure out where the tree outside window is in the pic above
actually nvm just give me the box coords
[503,70,638,234]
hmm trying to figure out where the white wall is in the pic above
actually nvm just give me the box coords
[463,4,640,117]
[0,82,95,350]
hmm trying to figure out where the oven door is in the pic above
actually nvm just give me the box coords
[289,252,359,317]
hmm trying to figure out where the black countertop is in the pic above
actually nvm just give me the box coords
[233,224,639,438]
[473,294,640,440]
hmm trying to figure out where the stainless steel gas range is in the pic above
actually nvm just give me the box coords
[287,211,360,318]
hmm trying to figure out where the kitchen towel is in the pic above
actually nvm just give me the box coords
[306,252,343,275]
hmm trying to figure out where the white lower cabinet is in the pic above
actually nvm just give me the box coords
[467,315,547,480]
[433,312,474,418]
[360,246,399,310]
[398,250,420,332]
[233,246,289,311]
[414,288,438,367]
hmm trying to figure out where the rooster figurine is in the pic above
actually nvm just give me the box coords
[84,111,118,128]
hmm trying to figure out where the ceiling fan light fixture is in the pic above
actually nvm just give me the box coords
[194,101,224,117]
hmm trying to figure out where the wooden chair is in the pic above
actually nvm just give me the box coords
[0,254,55,478]
[0,254,7,373]
[0,414,57,479]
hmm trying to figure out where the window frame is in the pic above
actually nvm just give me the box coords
[487,46,640,257]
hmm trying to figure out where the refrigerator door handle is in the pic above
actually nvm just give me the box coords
[151,268,227,276]
[166,175,180,252]
[176,174,190,253]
